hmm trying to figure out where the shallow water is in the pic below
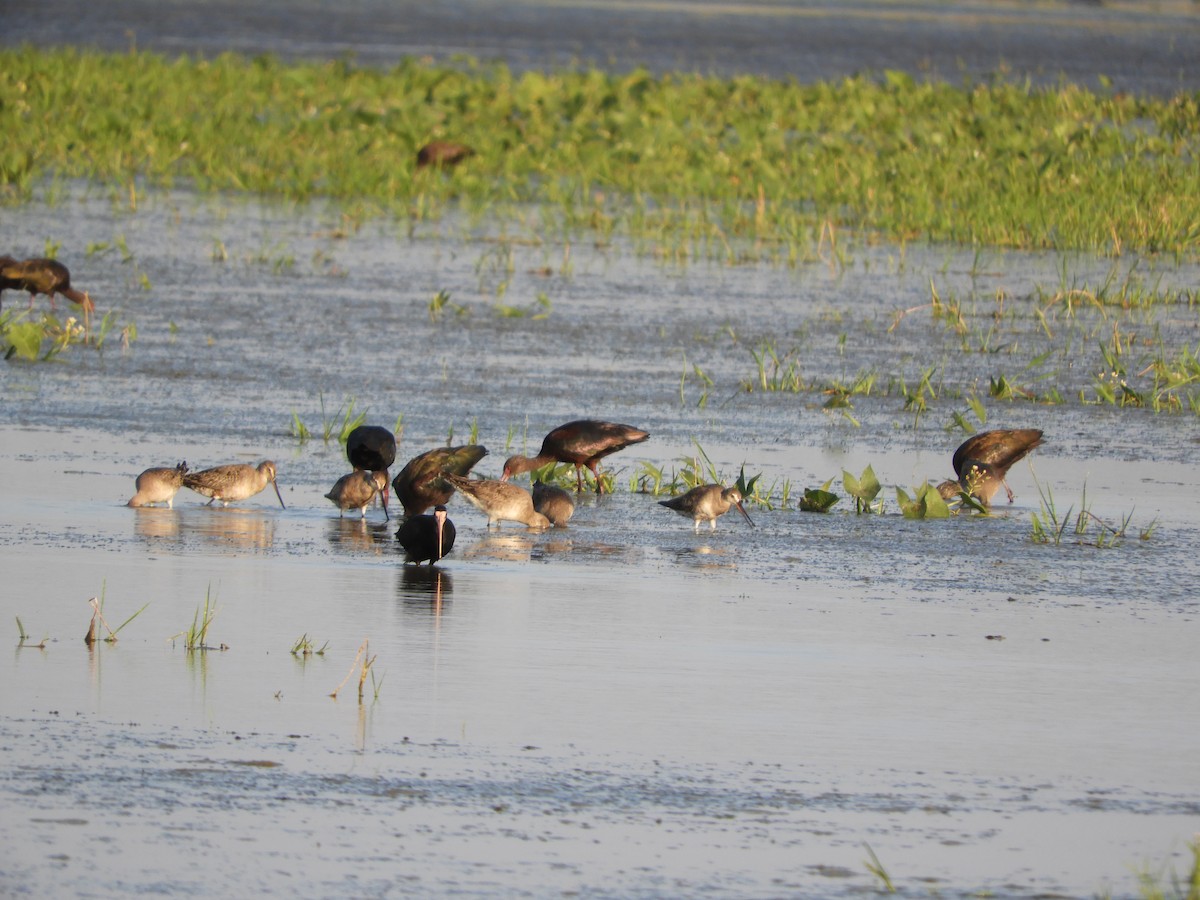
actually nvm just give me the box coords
[2,188,1199,897]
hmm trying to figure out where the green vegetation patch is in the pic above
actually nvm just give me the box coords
[3,48,1199,256]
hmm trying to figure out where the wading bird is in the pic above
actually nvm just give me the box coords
[184,461,285,508]
[396,505,456,565]
[659,484,755,533]
[127,462,189,509]
[325,470,389,519]
[937,429,1044,506]
[532,480,575,526]
[346,424,396,505]
[502,419,649,494]
[0,257,94,313]
[443,474,550,529]
[392,444,488,518]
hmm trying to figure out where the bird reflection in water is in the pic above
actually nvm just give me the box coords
[132,507,183,542]
[398,566,452,616]
[327,517,391,554]
[456,531,540,563]
[179,508,277,550]
[673,544,738,571]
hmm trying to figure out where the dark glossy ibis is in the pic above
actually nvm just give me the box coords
[127,462,189,509]
[0,257,94,313]
[443,474,550,529]
[501,419,649,493]
[392,444,488,518]
[659,484,755,533]
[346,424,396,506]
[325,470,389,520]
[183,461,285,508]
[936,428,1044,506]
[532,480,575,526]
[396,505,456,565]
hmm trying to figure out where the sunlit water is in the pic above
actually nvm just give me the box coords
[2,187,1199,898]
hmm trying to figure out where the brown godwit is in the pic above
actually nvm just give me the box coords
[183,460,286,508]
[501,419,649,493]
[659,484,756,533]
[0,257,94,313]
[443,474,550,529]
[396,505,456,565]
[127,462,189,508]
[936,428,1044,506]
[325,470,389,520]
[392,444,488,518]
[415,141,475,169]
[532,480,575,526]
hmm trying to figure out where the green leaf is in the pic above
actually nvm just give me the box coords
[5,322,44,360]
[799,488,839,513]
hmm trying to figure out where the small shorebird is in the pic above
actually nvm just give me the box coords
[937,429,1044,506]
[416,141,474,169]
[183,460,286,508]
[443,474,550,529]
[392,444,488,518]
[127,462,189,508]
[326,470,389,519]
[659,484,756,533]
[532,480,575,526]
[396,505,456,565]
[0,257,94,313]
[502,419,649,493]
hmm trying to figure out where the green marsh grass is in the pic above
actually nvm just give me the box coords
[173,586,219,652]
[6,49,1198,256]
[290,633,328,657]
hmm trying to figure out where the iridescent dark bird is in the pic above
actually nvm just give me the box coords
[443,474,550,529]
[346,422,395,485]
[501,419,649,494]
[392,444,488,518]
[416,141,475,169]
[127,462,189,509]
[184,460,286,508]
[396,505,456,565]
[659,484,755,533]
[532,480,575,526]
[0,257,94,313]
[937,428,1044,506]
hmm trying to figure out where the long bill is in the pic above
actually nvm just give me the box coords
[434,507,446,560]
[734,500,755,528]
[272,479,287,509]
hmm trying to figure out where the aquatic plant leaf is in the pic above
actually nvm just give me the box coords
[842,465,880,504]
[4,322,44,360]
[799,488,839,513]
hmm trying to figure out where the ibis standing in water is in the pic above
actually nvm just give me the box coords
[0,257,94,313]
[184,461,286,508]
[396,505,456,565]
[346,424,396,510]
[659,484,755,533]
[501,419,649,494]
[937,428,1044,506]
[391,444,488,518]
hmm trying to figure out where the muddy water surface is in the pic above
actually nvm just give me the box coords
[2,191,1199,897]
